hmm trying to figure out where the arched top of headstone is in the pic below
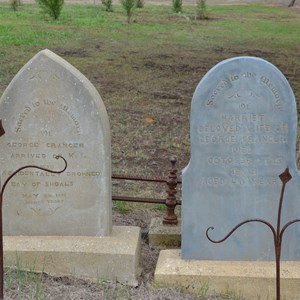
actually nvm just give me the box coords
[1,49,110,138]
[182,56,300,261]
[192,56,295,108]
[0,49,112,236]
[189,56,297,171]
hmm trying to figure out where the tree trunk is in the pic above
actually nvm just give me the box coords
[288,0,296,7]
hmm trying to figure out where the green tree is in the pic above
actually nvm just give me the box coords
[11,0,21,11]
[172,0,182,13]
[36,0,64,20]
[101,0,113,12]
[120,0,135,23]
[288,0,296,6]
[136,0,144,8]
[196,0,208,20]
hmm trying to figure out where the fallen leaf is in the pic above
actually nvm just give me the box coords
[144,117,155,123]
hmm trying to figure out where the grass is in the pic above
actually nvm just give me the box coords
[5,258,46,299]
[0,4,299,49]
[0,2,300,298]
[112,200,130,213]
[0,3,299,88]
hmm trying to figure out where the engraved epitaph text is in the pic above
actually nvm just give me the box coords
[0,50,111,236]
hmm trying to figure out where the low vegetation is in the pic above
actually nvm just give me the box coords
[196,0,208,19]
[120,0,135,23]
[10,0,21,11]
[101,0,113,12]
[0,2,299,298]
[35,0,64,19]
[172,0,182,13]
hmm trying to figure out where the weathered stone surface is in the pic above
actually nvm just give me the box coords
[182,57,300,260]
[149,217,181,247]
[155,249,300,299]
[4,226,141,286]
[0,49,111,236]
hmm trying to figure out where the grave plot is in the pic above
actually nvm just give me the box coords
[0,49,140,287]
[156,57,300,299]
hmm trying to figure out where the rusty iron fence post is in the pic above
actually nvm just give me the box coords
[163,157,178,225]
[0,156,67,300]
[112,157,182,210]
[206,168,300,300]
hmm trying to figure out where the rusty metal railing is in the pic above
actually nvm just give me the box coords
[112,157,182,225]
[206,168,300,300]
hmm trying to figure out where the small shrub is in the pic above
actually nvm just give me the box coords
[101,0,113,12]
[172,0,182,13]
[11,0,21,11]
[136,0,144,8]
[36,0,64,20]
[153,204,165,211]
[113,201,130,214]
[196,0,208,20]
[199,280,209,298]
[120,0,135,23]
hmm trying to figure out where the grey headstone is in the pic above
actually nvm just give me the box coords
[182,57,300,261]
[0,49,112,236]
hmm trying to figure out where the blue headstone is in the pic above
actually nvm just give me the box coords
[182,57,300,261]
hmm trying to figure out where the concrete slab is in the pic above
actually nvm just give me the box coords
[4,226,141,286]
[149,217,181,247]
[154,249,300,299]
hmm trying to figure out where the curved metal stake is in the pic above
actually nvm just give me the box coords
[206,168,299,300]
[0,156,67,299]
[0,120,5,138]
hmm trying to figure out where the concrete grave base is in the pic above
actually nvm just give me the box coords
[154,249,300,299]
[4,226,141,286]
[149,217,181,247]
